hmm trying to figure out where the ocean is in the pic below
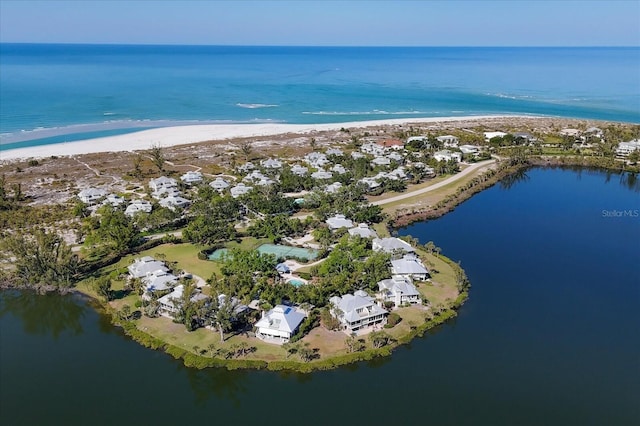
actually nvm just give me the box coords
[1,44,639,151]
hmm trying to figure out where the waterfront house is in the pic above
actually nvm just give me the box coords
[125,199,153,216]
[372,237,415,254]
[377,275,422,307]
[616,140,640,157]
[209,177,230,192]
[326,214,354,230]
[78,188,106,205]
[180,171,203,185]
[128,256,168,279]
[255,305,306,343]
[348,223,379,239]
[391,254,429,281]
[329,290,388,332]
[158,284,209,318]
[142,270,179,294]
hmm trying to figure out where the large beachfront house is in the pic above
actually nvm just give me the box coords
[255,305,306,344]
[128,256,168,278]
[329,290,388,332]
[372,237,415,255]
[377,275,422,307]
[616,140,640,157]
[391,254,429,281]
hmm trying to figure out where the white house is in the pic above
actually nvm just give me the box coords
[329,290,388,332]
[360,142,386,156]
[159,195,191,210]
[377,275,422,307]
[261,158,283,169]
[484,131,508,141]
[358,177,381,191]
[326,148,344,156]
[291,164,309,176]
[311,169,333,180]
[103,194,125,207]
[459,145,480,155]
[387,152,404,163]
[180,171,203,185]
[142,270,179,294]
[436,135,459,147]
[158,284,209,318]
[331,164,347,174]
[326,214,354,230]
[616,140,640,157]
[388,167,408,180]
[433,150,462,163]
[372,156,391,167]
[255,305,306,343]
[391,254,429,281]
[348,223,379,239]
[230,183,253,198]
[325,182,343,194]
[304,152,329,168]
[78,188,106,204]
[209,177,230,192]
[351,151,365,160]
[128,256,168,279]
[125,199,153,216]
[149,176,178,198]
[238,162,255,173]
[372,237,415,254]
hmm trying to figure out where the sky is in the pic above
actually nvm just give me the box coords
[0,0,638,46]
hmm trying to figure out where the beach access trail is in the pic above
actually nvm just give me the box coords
[371,159,496,206]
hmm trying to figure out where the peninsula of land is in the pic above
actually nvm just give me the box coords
[1,115,638,372]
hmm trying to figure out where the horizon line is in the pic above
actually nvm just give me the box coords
[1,42,639,49]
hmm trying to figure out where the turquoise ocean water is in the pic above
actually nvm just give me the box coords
[1,44,639,151]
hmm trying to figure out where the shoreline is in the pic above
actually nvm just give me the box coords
[0,115,527,160]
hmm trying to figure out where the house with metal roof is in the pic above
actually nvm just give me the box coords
[125,199,153,216]
[78,188,106,204]
[348,223,379,239]
[128,256,169,279]
[209,177,230,192]
[329,290,388,332]
[372,237,415,254]
[230,183,254,198]
[180,171,203,185]
[255,305,306,343]
[390,254,429,281]
[325,214,354,230]
[377,275,422,307]
[436,135,459,147]
[159,195,191,210]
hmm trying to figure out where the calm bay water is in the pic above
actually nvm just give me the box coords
[1,167,638,425]
[1,44,639,150]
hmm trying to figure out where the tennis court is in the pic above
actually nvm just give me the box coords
[257,244,318,260]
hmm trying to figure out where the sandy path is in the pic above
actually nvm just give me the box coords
[371,159,496,206]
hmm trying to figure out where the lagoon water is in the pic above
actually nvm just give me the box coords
[1,168,638,425]
[1,45,639,150]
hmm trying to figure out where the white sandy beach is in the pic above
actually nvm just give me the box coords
[0,115,517,161]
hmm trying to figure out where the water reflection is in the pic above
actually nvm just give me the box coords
[499,167,529,190]
[0,290,87,338]
[181,364,250,406]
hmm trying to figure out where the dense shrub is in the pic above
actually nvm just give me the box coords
[384,312,402,328]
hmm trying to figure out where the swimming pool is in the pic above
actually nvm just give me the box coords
[288,279,306,287]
